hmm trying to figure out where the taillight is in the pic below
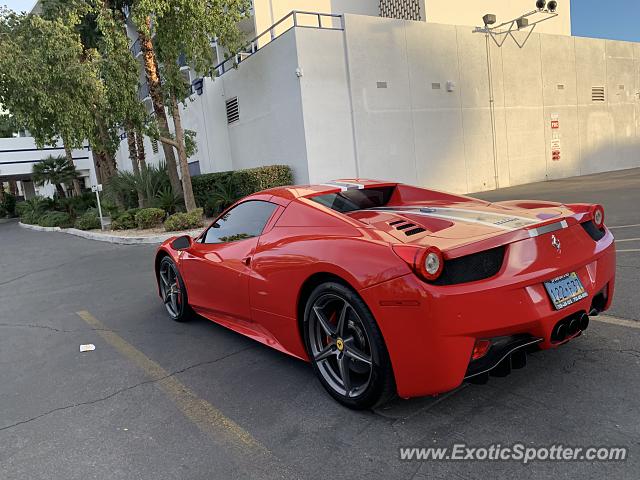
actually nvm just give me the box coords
[392,245,444,282]
[417,247,444,281]
[591,204,605,229]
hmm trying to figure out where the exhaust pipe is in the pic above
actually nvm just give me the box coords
[568,317,581,336]
[511,350,527,369]
[579,313,589,331]
[555,323,567,342]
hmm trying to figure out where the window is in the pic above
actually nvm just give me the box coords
[203,200,277,244]
[311,187,395,213]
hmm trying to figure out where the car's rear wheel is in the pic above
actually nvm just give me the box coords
[158,257,191,322]
[303,282,395,409]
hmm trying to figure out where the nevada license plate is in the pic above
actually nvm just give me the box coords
[544,272,588,310]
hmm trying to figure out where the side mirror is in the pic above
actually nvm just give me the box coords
[171,235,193,250]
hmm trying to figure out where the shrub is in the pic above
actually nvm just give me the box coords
[57,192,96,217]
[135,207,165,229]
[164,208,204,232]
[37,211,73,228]
[191,165,293,209]
[1,192,17,217]
[111,209,138,230]
[74,211,101,230]
[20,212,41,225]
[152,186,184,215]
[203,180,237,217]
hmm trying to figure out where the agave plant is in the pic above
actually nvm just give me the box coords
[205,180,239,216]
[32,155,79,198]
[105,162,171,208]
[152,186,184,215]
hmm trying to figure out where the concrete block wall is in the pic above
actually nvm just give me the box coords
[115,13,640,195]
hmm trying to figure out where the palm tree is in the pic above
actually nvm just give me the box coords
[32,155,79,198]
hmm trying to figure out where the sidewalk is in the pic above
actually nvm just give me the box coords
[18,221,202,245]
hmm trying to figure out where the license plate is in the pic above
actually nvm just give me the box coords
[544,272,588,310]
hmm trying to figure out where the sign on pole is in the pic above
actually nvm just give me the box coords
[91,184,105,230]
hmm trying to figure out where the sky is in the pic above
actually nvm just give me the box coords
[1,0,640,42]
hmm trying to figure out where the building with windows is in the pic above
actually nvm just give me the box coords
[108,1,638,193]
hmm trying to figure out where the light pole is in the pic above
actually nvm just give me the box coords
[475,1,559,189]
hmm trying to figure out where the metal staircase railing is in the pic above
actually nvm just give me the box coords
[213,11,344,77]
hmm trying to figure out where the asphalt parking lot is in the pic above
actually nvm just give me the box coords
[1,168,639,479]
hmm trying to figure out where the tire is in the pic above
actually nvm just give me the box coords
[303,281,395,409]
[158,256,192,322]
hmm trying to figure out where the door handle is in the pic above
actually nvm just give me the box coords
[242,256,251,266]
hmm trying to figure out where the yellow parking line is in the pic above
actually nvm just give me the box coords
[76,310,296,478]
[593,314,640,329]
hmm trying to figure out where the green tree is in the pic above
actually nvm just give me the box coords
[132,0,250,211]
[32,155,79,198]
[0,11,99,169]
[40,0,147,183]
[0,113,18,138]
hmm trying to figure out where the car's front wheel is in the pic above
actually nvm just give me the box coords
[158,256,191,322]
[303,282,395,409]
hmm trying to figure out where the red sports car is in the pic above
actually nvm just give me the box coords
[155,180,615,409]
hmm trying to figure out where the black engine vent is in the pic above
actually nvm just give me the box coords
[389,220,426,236]
[581,221,606,241]
[405,227,426,236]
[433,246,506,286]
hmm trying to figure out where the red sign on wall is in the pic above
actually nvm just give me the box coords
[551,120,559,129]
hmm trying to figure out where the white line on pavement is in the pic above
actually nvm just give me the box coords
[609,223,640,230]
[615,237,640,242]
[593,315,640,329]
[617,249,640,253]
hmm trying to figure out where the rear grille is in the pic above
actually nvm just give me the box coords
[433,246,506,286]
[581,221,606,241]
[388,220,426,236]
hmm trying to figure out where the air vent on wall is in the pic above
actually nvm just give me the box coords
[226,97,239,124]
[591,86,605,102]
[377,81,388,89]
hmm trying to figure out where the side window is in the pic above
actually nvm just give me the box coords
[203,200,277,244]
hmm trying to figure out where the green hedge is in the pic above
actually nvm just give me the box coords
[135,207,165,229]
[1,192,16,217]
[38,211,73,228]
[21,212,40,225]
[74,212,101,230]
[111,209,139,230]
[191,165,293,210]
[164,208,204,232]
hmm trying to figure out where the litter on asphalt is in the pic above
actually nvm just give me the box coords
[80,344,96,352]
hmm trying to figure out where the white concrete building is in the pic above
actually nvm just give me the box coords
[112,1,640,193]
[0,137,94,199]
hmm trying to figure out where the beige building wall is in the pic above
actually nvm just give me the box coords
[250,1,570,37]
[252,0,379,40]
[424,0,571,35]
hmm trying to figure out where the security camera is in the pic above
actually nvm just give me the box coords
[483,13,496,26]
[536,0,546,10]
[547,1,557,12]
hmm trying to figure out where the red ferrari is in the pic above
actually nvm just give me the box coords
[155,180,615,409]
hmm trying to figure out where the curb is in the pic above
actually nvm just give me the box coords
[18,222,201,245]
